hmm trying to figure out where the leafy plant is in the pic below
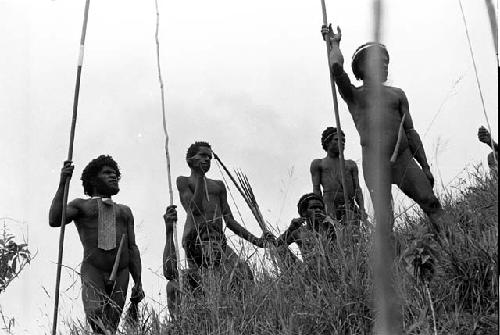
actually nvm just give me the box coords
[0,228,31,294]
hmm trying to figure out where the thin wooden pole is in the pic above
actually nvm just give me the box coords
[458,0,497,166]
[320,0,351,220]
[154,0,183,293]
[370,1,401,334]
[51,1,90,334]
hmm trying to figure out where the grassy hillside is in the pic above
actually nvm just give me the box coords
[71,169,498,335]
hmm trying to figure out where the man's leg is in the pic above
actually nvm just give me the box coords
[222,246,254,286]
[104,268,129,333]
[392,150,444,233]
[81,262,108,334]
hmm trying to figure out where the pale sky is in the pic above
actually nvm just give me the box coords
[0,0,498,333]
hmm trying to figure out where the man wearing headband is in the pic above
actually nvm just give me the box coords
[310,126,367,222]
[275,193,337,263]
[163,141,271,312]
[321,25,444,234]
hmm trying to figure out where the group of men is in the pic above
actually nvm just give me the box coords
[48,25,495,334]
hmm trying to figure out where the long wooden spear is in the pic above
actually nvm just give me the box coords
[320,0,351,220]
[458,0,497,166]
[51,1,91,334]
[154,0,183,293]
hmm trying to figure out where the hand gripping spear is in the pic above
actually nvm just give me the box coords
[320,0,351,221]
[154,0,184,294]
[51,1,91,335]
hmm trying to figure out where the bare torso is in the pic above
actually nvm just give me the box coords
[69,198,131,272]
[350,85,409,155]
[312,157,356,214]
[178,176,226,248]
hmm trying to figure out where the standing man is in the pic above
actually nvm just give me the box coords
[163,141,270,310]
[322,25,445,234]
[49,155,144,334]
[310,126,367,222]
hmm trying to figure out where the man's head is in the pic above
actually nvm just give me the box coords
[81,155,121,197]
[186,141,212,173]
[297,193,326,220]
[321,127,346,155]
[352,42,389,82]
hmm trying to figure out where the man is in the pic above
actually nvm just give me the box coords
[322,25,444,233]
[274,193,337,267]
[49,155,144,334]
[478,126,498,172]
[310,126,367,222]
[163,141,269,310]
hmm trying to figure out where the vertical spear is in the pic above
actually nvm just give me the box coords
[154,0,183,293]
[320,0,351,220]
[51,1,91,334]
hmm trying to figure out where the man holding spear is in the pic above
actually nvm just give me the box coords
[163,141,271,310]
[49,155,144,334]
[322,25,445,234]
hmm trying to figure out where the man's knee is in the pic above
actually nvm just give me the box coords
[419,193,442,215]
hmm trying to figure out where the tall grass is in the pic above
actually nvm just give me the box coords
[65,167,497,334]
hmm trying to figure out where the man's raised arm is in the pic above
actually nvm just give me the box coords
[219,181,266,248]
[322,25,355,104]
[49,161,79,227]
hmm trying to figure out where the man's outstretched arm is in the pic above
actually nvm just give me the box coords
[219,181,266,248]
[49,161,79,227]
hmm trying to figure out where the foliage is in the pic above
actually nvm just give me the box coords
[66,168,498,334]
[0,227,31,294]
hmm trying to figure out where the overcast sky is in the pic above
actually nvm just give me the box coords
[0,0,498,333]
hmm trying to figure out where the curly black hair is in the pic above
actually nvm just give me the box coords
[351,42,389,80]
[297,193,324,216]
[81,155,121,196]
[321,127,345,151]
[186,141,212,163]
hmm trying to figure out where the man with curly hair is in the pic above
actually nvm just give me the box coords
[310,127,367,222]
[49,155,144,334]
[163,141,271,311]
[322,25,444,234]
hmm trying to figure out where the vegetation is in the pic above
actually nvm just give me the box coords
[0,221,31,295]
[70,169,498,334]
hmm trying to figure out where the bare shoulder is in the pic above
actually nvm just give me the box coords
[116,203,133,216]
[212,179,226,193]
[176,176,189,190]
[345,159,358,170]
[68,197,85,207]
[310,158,322,170]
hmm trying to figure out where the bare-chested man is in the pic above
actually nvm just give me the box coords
[478,126,498,172]
[163,141,270,310]
[49,155,144,334]
[275,193,337,266]
[310,127,367,222]
[323,25,444,233]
